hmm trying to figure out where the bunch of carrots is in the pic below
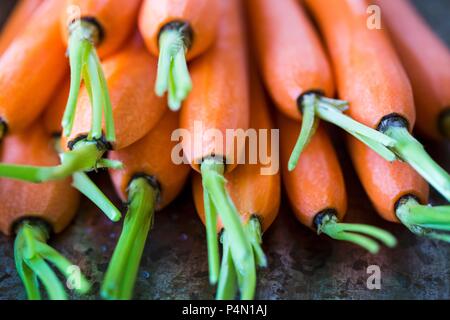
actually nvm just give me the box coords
[0,0,448,300]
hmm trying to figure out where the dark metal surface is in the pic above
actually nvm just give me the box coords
[0,0,449,300]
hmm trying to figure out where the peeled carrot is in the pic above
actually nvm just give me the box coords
[61,0,142,141]
[348,137,450,242]
[0,0,67,139]
[192,74,280,300]
[0,35,165,195]
[246,0,392,172]
[0,124,90,300]
[305,0,450,202]
[43,76,71,136]
[102,110,190,300]
[0,0,43,56]
[139,0,219,110]
[375,0,450,140]
[279,114,397,253]
[180,0,254,294]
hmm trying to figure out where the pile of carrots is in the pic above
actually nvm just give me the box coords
[0,0,449,300]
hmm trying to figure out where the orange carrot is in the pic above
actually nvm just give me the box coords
[139,0,219,110]
[102,110,190,300]
[0,123,90,300]
[348,136,450,242]
[0,0,43,56]
[61,0,142,141]
[305,0,450,202]
[375,0,450,140]
[179,0,253,293]
[279,113,396,254]
[0,0,67,139]
[192,74,280,299]
[246,0,394,174]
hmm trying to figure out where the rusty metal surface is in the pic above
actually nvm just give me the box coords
[0,0,449,300]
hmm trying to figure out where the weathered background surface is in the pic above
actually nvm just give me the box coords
[0,0,449,300]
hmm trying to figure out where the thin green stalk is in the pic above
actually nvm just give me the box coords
[384,126,450,202]
[317,213,397,254]
[156,28,192,111]
[200,158,253,274]
[288,94,318,171]
[63,20,115,141]
[72,172,122,222]
[0,140,113,183]
[215,218,265,301]
[101,178,158,300]
[203,184,220,284]
[14,221,91,300]
[216,231,238,300]
[396,197,450,243]
[289,93,397,171]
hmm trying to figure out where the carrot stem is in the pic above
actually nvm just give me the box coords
[0,140,111,182]
[200,158,253,274]
[203,183,220,285]
[396,197,450,242]
[385,126,450,202]
[101,177,158,300]
[289,94,318,171]
[72,172,122,222]
[289,93,398,170]
[63,21,115,141]
[156,29,192,111]
[14,221,90,300]
[216,231,238,300]
[317,214,397,254]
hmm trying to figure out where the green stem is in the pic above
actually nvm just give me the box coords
[396,197,450,243]
[200,158,253,274]
[216,218,265,301]
[216,231,238,300]
[0,140,112,182]
[289,93,398,171]
[156,28,192,111]
[203,184,220,285]
[72,172,122,222]
[14,221,91,300]
[101,177,158,300]
[384,126,450,202]
[63,20,115,141]
[317,213,397,254]
[288,95,318,171]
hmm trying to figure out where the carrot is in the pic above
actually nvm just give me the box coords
[43,76,70,136]
[139,0,219,110]
[246,0,393,172]
[0,0,67,140]
[305,0,450,202]
[0,35,165,195]
[279,113,397,253]
[102,110,190,300]
[375,0,450,140]
[348,137,450,242]
[192,74,280,300]
[61,0,142,141]
[0,0,43,56]
[180,0,253,292]
[0,124,90,300]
